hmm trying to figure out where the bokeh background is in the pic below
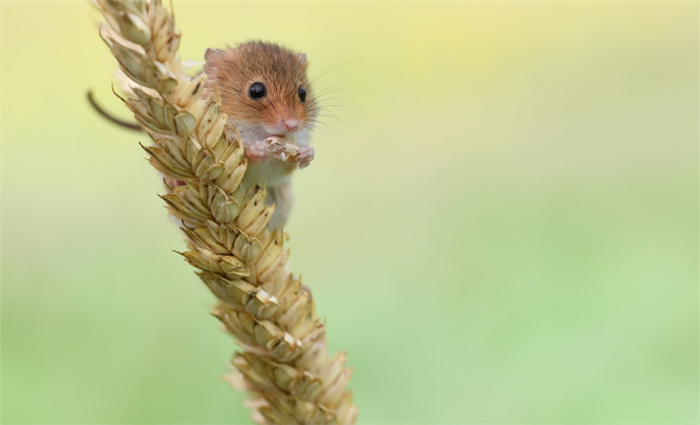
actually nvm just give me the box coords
[2,1,697,424]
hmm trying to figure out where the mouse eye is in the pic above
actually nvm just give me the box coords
[298,86,306,102]
[248,82,266,100]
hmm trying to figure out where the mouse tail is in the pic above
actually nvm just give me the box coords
[86,90,142,131]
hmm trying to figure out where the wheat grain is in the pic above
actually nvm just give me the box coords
[94,1,357,423]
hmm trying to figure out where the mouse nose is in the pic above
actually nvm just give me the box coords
[282,119,300,132]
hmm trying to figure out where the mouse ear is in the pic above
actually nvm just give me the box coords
[297,53,308,68]
[205,48,225,61]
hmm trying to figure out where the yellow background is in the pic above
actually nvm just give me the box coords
[2,1,697,423]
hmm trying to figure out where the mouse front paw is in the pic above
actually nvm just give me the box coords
[245,139,271,163]
[295,145,314,169]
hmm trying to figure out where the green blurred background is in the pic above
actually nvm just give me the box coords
[2,1,697,423]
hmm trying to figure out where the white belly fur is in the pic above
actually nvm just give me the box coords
[243,159,296,187]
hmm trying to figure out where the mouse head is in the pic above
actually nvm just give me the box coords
[204,41,317,138]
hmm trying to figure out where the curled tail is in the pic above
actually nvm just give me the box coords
[86,90,142,131]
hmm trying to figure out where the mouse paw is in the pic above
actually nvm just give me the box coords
[245,139,270,163]
[295,145,314,169]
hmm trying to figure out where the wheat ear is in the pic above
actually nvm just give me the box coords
[93,1,357,423]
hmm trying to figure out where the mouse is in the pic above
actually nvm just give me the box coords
[202,41,318,230]
[89,40,318,230]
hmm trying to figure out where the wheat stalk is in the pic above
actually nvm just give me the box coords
[93,1,357,423]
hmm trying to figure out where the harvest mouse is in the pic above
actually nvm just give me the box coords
[203,41,318,229]
[89,41,318,229]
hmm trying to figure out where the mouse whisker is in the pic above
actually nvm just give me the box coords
[308,59,356,86]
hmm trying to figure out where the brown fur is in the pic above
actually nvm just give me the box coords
[202,41,318,229]
[203,41,317,131]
